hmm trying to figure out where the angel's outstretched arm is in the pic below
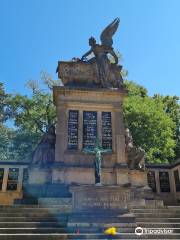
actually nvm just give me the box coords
[81,49,93,60]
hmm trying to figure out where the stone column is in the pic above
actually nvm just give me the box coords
[114,106,126,164]
[114,104,128,186]
[17,167,24,192]
[111,111,116,153]
[2,168,9,192]
[55,105,67,162]
[169,170,176,201]
[155,170,160,194]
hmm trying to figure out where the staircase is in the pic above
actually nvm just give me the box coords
[0,200,180,239]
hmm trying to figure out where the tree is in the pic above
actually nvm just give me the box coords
[123,81,177,163]
[153,94,180,159]
[5,72,59,161]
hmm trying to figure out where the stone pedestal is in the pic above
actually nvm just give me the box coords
[129,170,148,187]
[70,185,132,212]
[68,185,136,228]
[28,167,51,185]
[53,86,128,186]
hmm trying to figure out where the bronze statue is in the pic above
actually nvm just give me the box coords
[57,18,123,88]
[81,18,123,88]
[125,128,145,170]
[83,138,112,185]
[31,125,56,167]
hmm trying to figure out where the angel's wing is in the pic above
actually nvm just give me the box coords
[100,18,120,47]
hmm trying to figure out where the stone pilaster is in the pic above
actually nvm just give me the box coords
[17,167,24,192]
[2,168,8,192]
[155,170,160,194]
[55,105,67,162]
[114,106,126,165]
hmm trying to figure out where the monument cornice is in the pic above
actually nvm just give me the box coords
[53,86,128,106]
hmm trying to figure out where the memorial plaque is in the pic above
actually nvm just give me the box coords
[174,169,180,192]
[83,111,97,149]
[0,168,4,190]
[7,168,19,191]
[68,110,79,149]
[102,112,112,149]
[147,171,156,192]
[159,172,170,192]
[70,186,132,212]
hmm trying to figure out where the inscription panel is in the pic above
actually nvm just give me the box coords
[147,171,156,192]
[83,111,97,149]
[0,168,4,190]
[7,168,19,191]
[68,110,79,149]
[159,172,170,192]
[102,112,112,149]
[72,188,131,211]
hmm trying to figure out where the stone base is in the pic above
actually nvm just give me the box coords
[0,191,23,205]
[69,184,156,211]
[28,167,52,184]
[129,169,148,187]
[70,185,132,212]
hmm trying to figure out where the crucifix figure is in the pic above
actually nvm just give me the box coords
[83,138,112,185]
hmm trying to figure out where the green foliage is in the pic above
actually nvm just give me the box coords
[0,124,13,161]
[0,72,59,161]
[124,95,175,163]
[153,94,180,159]
[124,80,148,97]
[0,82,9,122]
[124,81,177,163]
[8,92,56,134]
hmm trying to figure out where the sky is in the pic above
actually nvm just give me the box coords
[0,0,180,97]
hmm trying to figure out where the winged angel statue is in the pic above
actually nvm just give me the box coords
[81,18,123,88]
[57,18,123,88]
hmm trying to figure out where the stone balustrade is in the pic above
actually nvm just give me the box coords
[0,161,28,204]
[0,160,180,205]
[146,160,180,205]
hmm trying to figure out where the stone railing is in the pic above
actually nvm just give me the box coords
[0,160,180,205]
[146,159,180,205]
[0,161,28,204]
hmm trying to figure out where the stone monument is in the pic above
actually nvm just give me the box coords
[53,18,154,225]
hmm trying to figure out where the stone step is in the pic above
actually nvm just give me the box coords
[0,233,179,239]
[68,222,137,228]
[0,208,71,217]
[137,222,180,228]
[133,213,180,218]
[0,216,68,222]
[136,218,180,223]
[38,198,72,205]
[168,206,180,208]
[0,206,71,212]
[67,226,136,233]
[131,208,180,213]
[0,228,67,234]
[0,222,67,228]
[0,213,68,218]
[0,204,71,208]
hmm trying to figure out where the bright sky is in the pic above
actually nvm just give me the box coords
[0,0,179,97]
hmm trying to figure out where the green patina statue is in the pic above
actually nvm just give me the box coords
[83,138,112,185]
